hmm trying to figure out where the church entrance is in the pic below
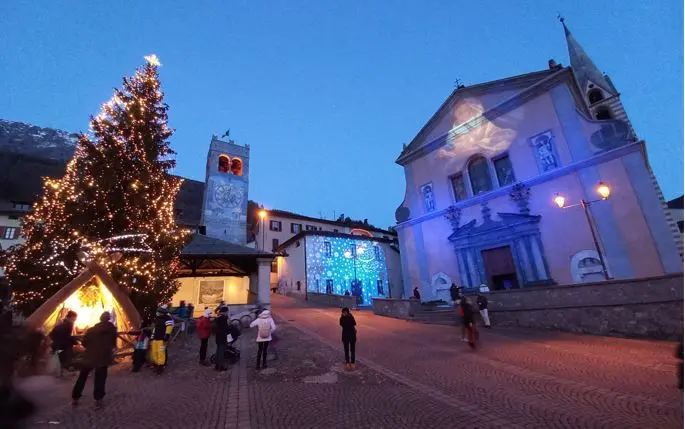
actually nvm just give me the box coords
[481,246,520,291]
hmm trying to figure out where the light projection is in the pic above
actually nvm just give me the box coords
[305,235,389,307]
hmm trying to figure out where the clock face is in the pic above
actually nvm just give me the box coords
[214,182,243,209]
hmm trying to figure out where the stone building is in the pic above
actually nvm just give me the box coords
[393,21,683,301]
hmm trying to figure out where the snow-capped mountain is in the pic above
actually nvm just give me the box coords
[0,119,79,161]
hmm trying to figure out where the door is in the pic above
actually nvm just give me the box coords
[481,246,519,291]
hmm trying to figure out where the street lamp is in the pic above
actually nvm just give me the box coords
[258,209,267,251]
[553,181,612,280]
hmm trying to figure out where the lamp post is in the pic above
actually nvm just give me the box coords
[554,181,612,280]
[258,209,267,251]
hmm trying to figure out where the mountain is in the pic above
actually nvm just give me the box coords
[0,119,79,161]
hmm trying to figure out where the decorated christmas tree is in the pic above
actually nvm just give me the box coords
[5,55,189,317]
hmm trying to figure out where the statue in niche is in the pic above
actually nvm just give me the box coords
[421,183,436,213]
[530,131,559,172]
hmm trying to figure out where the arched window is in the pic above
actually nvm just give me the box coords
[588,89,604,105]
[468,156,493,195]
[595,107,612,120]
[230,158,243,176]
[218,155,230,173]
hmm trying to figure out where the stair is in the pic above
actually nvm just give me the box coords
[409,308,459,325]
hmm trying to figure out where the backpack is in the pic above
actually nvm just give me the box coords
[257,320,272,340]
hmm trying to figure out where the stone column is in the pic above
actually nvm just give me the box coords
[257,258,273,308]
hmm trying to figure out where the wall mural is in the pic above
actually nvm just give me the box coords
[420,183,436,213]
[305,235,389,307]
[528,130,560,173]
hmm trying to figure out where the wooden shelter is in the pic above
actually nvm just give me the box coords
[26,255,141,335]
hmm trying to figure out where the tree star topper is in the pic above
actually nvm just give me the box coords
[144,54,161,67]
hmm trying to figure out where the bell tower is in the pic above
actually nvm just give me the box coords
[561,17,636,138]
[200,134,250,245]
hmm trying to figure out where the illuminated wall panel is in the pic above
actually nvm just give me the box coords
[305,235,389,306]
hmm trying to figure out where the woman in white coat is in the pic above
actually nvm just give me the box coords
[250,310,277,370]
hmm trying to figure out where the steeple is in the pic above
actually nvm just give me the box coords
[560,17,616,96]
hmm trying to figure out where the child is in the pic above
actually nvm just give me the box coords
[250,310,277,370]
[339,307,357,371]
[131,320,150,373]
[196,309,212,366]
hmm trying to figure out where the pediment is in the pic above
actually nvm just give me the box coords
[448,212,541,241]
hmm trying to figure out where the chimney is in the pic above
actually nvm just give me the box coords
[548,59,557,69]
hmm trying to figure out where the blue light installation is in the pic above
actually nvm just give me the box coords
[305,235,389,306]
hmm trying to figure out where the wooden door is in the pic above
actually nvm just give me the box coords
[481,246,517,290]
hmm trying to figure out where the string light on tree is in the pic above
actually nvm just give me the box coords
[5,55,190,317]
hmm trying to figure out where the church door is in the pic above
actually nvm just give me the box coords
[481,246,519,291]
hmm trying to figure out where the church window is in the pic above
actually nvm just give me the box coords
[588,89,604,105]
[595,107,612,120]
[230,158,243,176]
[450,173,467,202]
[493,154,516,186]
[218,155,230,173]
[468,156,493,195]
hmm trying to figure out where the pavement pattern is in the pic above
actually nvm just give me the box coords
[28,295,683,429]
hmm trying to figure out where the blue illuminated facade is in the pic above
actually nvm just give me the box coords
[305,235,389,306]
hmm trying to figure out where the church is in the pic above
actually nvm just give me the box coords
[393,21,683,302]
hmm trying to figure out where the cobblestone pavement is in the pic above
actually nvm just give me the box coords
[27,295,683,429]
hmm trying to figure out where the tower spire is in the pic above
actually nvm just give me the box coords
[560,18,616,95]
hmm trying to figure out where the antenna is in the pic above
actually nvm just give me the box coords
[454,78,464,89]
[557,13,564,23]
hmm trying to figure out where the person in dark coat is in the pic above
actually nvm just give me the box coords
[71,312,117,409]
[214,306,230,371]
[413,287,421,301]
[339,307,357,371]
[459,298,477,349]
[48,311,78,376]
[449,284,460,303]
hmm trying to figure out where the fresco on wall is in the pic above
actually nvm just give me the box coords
[198,280,224,306]
[420,183,436,212]
[528,130,560,173]
[306,235,389,306]
[435,101,518,171]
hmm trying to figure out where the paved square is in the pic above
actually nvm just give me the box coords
[28,296,683,429]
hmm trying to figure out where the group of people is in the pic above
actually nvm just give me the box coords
[48,310,118,409]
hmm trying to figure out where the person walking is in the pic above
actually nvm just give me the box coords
[339,307,357,371]
[196,308,212,366]
[413,287,421,301]
[459,298,478,349]
[48,311,78,377]
[214,306,230,371]
[150,307,173,375]
[71,312,117,409]
[477,292,491,328]
[250,310,277,370]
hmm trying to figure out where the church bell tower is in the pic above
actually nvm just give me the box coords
[200,134,250,245]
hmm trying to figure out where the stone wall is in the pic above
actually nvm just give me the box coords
[372,298,423,319]
[487,274,683,339]
[307,292,357,309]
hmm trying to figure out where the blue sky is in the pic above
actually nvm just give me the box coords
[1,0,682,228]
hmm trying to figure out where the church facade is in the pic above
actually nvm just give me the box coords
[394,22,683,301]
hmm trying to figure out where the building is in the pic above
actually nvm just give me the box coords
[254,209,397,252]
[275,230,402,304]
[667,195,684,243]
[252,209,402,302]
[200,136,250,245]
[393,21,683,301]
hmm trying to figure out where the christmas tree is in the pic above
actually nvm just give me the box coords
[5,55,189,317]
